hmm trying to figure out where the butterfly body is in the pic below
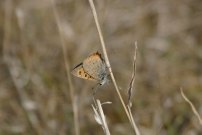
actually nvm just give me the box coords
[71,52,108,85]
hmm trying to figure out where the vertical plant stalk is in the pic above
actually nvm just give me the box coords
[180,88,202,126]
[50,0,80,135]
[3,0,42,134]
[128,42,138,106]
[88,0,129,118]
[127,106,141,135]
[126,42,140,134]
[88,0,141,134]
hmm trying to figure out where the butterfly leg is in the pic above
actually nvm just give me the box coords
[92,83,102,96]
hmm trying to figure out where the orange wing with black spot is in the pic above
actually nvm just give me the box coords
[71,63,96,81]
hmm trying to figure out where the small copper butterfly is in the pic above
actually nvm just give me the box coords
[71,52,108,85]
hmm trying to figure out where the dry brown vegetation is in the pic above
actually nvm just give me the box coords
[0,0,202,135]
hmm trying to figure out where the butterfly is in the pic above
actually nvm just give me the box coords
[71,52,108,85]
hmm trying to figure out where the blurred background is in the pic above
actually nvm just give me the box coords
[0,0,202,135]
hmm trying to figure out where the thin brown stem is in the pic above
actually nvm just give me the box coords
[50,0,80,134]
[128,42,138,106]
[88,0,140,134]
[127,106,141,135]
[3,1,42,134]
[180,88,202,126]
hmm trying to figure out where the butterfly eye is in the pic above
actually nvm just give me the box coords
[79,71,82,75]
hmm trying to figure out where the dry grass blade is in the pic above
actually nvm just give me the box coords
[88,0,140,134]
[50,0,80,134]
[88,0,130,119]
[127,106,141,135]
[180,88,202,126]
[92,100,111,135]
[3,0,42,134]
[128,42,138,107]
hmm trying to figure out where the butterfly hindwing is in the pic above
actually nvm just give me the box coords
[71,51,108,85]
[83,52,107,81]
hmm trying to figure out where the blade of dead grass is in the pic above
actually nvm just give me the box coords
[3,0,43,134]
[92,100,111,135]
[180,88,202,126]
[128,42,138,107]
[88,0,141,134]
[127,106,141,135]
[50,0,80,135]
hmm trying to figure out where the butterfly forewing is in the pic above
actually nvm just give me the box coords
[71,63,96,81]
